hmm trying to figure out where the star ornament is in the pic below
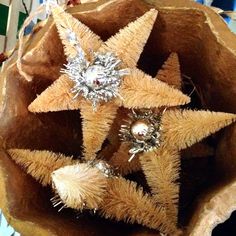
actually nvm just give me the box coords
[28,5,190,160]
[112,108,236,225]
[109,53,236,226]
[7,149,179,235]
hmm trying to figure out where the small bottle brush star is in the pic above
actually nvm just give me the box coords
[107,52,236,225]
[51,163,180,235]
[113,52,214,161]
[7,149,179,235]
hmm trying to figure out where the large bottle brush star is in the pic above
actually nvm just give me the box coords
[106,51,236,225]
[109,108,236,224]
[101,52,213,164]
[28,4,190,161]
[7,149,180,235]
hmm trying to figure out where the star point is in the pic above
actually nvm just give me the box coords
[99,8,158,68]
[161,109,236,151]
[28,74,80,112]
[156,52,182,90]
[7,148,76,186]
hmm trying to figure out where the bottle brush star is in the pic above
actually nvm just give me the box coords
[112,108,236,225]
[28,5,190,160]
[8,149,77,186]
[108,53,236,225]
[7,149,180,235]
[52,163,181,235]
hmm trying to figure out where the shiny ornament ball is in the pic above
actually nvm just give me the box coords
[84,65,106,89]
[130,119,153,141]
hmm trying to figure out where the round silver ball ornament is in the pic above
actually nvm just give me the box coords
[84,65,107,89]
[130,119,154,142]
[62,36,129,109]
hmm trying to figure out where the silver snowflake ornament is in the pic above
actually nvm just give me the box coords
[62,30,129,108]
[120,109,163,161]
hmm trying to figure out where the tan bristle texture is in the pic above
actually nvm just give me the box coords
[51,5,102,58]
[156,52,182,90]
[100,177,181,235]
[140,148,180,224]
[119,68,190,109]
[52,164,108,211]
[80,101,119,160]
[8,149,76,186]
[99,9,158,68]
[109,143,141,175]
[28,75,81,113]
[161,110,236,151]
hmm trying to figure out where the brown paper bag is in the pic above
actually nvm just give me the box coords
[0,0,235,235]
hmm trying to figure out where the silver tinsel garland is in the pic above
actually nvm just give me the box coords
[62,30,129,108]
